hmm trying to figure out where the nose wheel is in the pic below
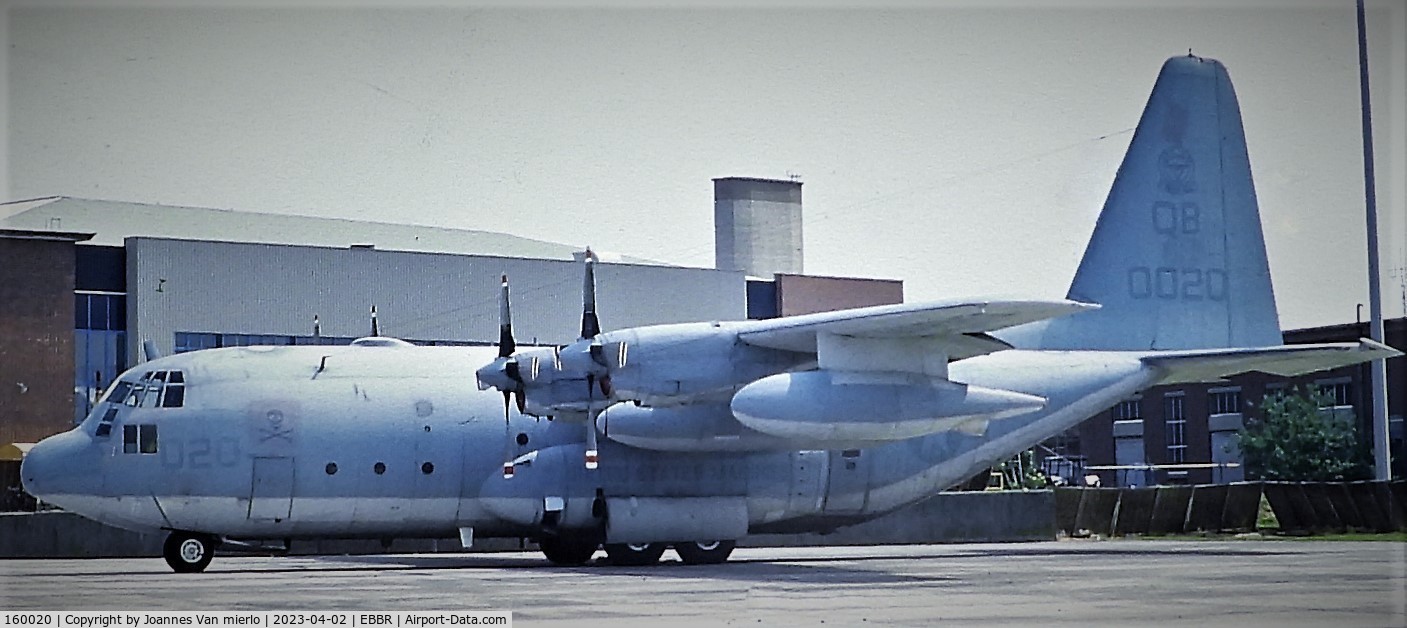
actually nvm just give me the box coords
[163,531,217,573]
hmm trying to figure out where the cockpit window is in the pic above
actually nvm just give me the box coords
[113,370,187,409]
[124,384,143,406]
[99,381,132,407]
[162,371,186,408]
[163,385,185,408]
[94,407,119,438]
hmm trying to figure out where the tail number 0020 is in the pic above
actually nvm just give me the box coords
[1128,267,1228,301]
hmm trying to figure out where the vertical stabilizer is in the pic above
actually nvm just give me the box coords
[1020,55,1282,350]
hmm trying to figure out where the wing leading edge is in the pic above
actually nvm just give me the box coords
[737,299,1099,359]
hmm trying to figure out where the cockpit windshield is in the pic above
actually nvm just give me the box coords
[84,369,188,435]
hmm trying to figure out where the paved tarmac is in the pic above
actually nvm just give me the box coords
[2,540,1404,627]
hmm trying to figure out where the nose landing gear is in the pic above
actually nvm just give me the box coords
[163,531,218,573]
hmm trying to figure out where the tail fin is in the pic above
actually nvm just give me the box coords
[1024,55,1282,351]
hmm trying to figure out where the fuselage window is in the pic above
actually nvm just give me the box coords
[138,424,158,454]
[95,407,119,438]
[123,424,158,454]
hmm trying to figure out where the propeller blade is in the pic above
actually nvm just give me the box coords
[502,391,515,479]
[370,305,380,337]
[580,250,600,340]
[584,374,600,470]
[497,275,516,358]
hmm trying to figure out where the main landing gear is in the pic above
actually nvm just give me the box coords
[163,531,218,573]
[539,535,735,566]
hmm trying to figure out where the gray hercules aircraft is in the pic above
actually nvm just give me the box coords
[22,55,1400,573]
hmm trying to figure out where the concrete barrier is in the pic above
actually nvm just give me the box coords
[1186,484,1228,532]
[1302,483,1344,533]
[1073,488,1119,536]
[746,490,1056,547]
[1054,488,1082,535]
[1263,482,1312,534]
[2,491,1057,559]
[1348,481,1391,532]
[1112,488,1154,536]
[1324,483,1364,530]
[1149,486,1192,535]
[1221,482,1262,532]
[1389,481,1407,532]
[0,511,164,558]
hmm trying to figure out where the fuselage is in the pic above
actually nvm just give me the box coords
[22,341,1157,543]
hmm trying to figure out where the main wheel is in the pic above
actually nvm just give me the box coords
[539,535,599,566]
[163,532,216,573]
[603,542,667,566]
[673,540,735,565]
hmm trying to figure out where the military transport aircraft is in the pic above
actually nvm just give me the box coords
[22,55,1400,572]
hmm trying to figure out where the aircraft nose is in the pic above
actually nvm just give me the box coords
[21,428,93,502]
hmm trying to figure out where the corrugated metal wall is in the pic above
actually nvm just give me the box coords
[126,238,746,363]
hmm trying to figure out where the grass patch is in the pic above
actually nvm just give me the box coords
[1124,531,1407,542]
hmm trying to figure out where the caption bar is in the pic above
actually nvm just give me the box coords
[2,613,510,628]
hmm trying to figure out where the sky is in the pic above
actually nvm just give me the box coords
[3,0,1404,331]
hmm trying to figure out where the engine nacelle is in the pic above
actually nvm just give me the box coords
[730,370,1046,442]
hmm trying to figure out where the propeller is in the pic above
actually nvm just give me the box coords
[475,275,527,478]
[370,305,380,337]
[473,253,627,474]
[580,250,602,470]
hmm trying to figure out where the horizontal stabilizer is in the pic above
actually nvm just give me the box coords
[1142,338,1401,385]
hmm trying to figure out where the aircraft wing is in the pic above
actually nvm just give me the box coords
[1142,338,1402,385]
[737,299,1098,359]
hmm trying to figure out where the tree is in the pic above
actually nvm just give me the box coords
[1238,387,1371,481]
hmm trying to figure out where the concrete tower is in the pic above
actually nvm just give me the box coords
[714,177,802,277]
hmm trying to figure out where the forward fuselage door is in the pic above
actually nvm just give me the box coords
[823,450,871,514]
[248,456,294,521]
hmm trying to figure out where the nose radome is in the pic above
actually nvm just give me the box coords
[21,428,91,501]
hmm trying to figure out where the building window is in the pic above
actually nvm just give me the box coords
[1116,398,1142,421]
[1165,393,1186,464]
[174,331,495,354]
[1317,379,1352,408]
[1208,387,1242,415]
[74,291,128,424]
